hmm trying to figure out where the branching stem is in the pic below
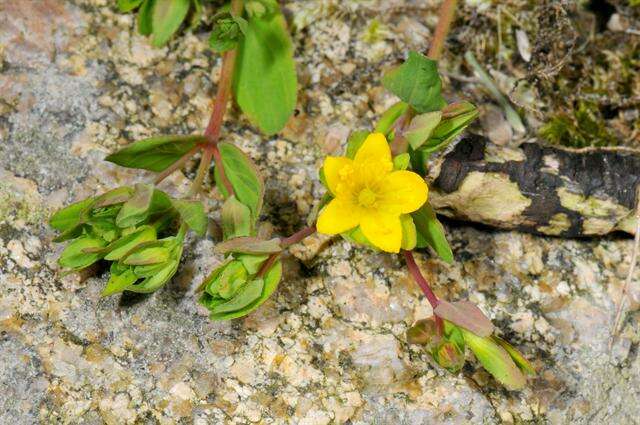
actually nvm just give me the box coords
[256,226,318,278]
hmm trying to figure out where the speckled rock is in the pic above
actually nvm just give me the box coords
[1,1,639,424]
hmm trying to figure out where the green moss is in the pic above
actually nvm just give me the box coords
[539,101,618,148]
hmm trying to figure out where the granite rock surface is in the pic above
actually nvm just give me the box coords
[1,1,639,424]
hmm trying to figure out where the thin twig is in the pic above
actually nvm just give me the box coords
[611,186,640,343]
[428,0,458,60]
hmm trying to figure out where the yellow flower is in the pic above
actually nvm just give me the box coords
[316,133,428,253]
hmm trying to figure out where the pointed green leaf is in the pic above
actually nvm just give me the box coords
[92,187,134,208]
[492,336,536,376]
[462,329,526,390]
[102,264,138,296]
[345,130,369,159]
[420,102,478,153]
[215,142,264,221]
[151,0,191,47]
[104,225,157,260]
[233,10,297,135]
[122,241,170,265]
[128,259,179,292]
[400,214,417,250]
[172,199,207,236]
[117,0,144,12]
[382,51,446,113]
[221,196,252,239]
[214,237,281,255]
[116,184,154,228]
[50,197,94,232]
[412,202,453,263]
[216,261,249,299]
[209,259,282,320]
[105,134,205,172]
[58,237,106,270]
[374,101,409,136]
[405,111,442,150]
[138,0,154,35]
[212,278,264,315]
[238,254,268,275]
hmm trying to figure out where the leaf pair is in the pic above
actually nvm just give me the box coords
[199,254,282,320]
[118,0,201,47]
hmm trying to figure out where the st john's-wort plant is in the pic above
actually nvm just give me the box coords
[49,0,534,390]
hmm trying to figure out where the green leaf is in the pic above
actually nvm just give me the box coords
[209,259,282,320]
[382,51,446,113]
[462,329,526,390]
[233,10,297,135]
[172,199,207,236]
[412,202,453,263]
[434,300,494,337]
[188,0,202,30]
[492,336,536,376]
[221,196,252,239]
[393,153,410,170]
[102,264,138,296]
[345,130,368,159]
[432,340,465,373]
[58,237,106,270]
[215,261,249,299]
[92,187,134,208]
[151,0,191,47]
[238,254,268,274]
[122,241,171,265]
[420,101,478,153]
[214,237,281,255]
[116,184,154,228]
[212,278,264,315]
[105,134,205,172]
[138,0,154,35]
[374,101,409,136]
[50,197,94,232]
[405,111,442,150]
[103,225,157,261]
[128,259,180,293]
[117,0,144,12]
[400,214,417,251]
[215,143,264,221]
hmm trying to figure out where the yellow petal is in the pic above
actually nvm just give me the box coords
[354,133,392,168]
[323,156,354,196]
[360,211,402,253]
[378,170,429,214]
[317,198,361,235]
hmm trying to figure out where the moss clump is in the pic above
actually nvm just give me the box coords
[539,101,619,148]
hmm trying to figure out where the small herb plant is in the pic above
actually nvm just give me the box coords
[50,0,534,390]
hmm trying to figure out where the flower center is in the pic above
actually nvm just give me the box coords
[357,188,377,208]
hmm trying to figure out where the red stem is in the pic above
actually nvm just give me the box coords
[280,225,316,248]
[155,145,201,184]
[211,144,235,197]
[402,250,440,309]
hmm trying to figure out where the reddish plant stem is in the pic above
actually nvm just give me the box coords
[402,250,440,308]
[403,250,445,334]
[256,226,318,278]
[189,146,213,196]
[280,225,316,248]
[428,0,458,60]
[155,145,201,184]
